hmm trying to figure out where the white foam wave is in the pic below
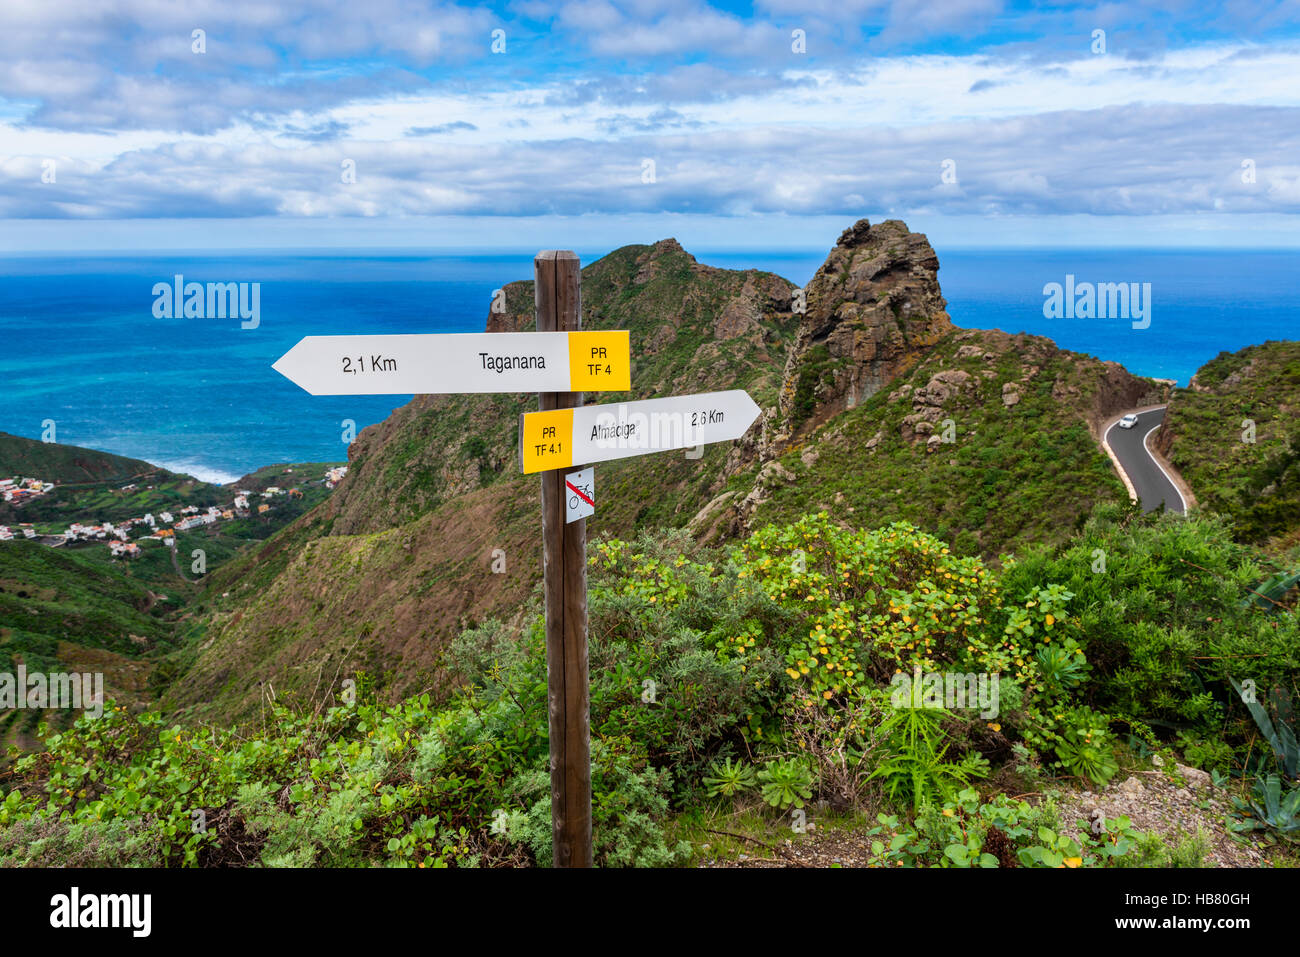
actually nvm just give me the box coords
[154,460,243,486]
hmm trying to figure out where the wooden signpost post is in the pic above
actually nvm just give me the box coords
[533,250,593,868]
[272,249,762,869]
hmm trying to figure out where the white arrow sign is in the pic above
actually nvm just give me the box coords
[519,390,762,474]
[272,331,630,395]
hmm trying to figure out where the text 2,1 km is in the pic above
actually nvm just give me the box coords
[342,355,398,374]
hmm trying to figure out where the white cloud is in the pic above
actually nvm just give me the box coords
[1,2,1299,233]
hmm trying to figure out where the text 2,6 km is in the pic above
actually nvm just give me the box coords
[341,355,398,374]
[690,409,724,427]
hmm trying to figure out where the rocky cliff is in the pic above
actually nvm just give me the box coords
[777,219,952,440]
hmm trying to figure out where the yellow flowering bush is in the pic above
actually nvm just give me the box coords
[735,513,1072,707]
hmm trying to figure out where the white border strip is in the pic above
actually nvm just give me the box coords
[1102,418,1139,504]
[1142,422,1189,514]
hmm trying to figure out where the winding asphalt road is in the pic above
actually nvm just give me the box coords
[1105,407,1187,515]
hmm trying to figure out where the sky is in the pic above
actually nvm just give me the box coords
[2,0,1300,251]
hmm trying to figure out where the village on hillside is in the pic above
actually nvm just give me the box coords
[0,465,348,557]
[0,476,50,506]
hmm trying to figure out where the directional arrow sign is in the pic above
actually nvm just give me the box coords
[519,390,761,474]
[273,331,630,395]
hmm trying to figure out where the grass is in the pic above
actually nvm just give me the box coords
[670,802,884,866]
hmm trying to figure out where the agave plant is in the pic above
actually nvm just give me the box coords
[1241,568,1300,612]
[1230,774,1300,844]
[1053,720,1120,786]
[1230,678,1298,780]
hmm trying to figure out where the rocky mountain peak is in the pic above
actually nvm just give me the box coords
[777,218,953,438]
[650,237,690,258]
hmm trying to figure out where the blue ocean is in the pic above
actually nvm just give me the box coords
[1,248,1295,483]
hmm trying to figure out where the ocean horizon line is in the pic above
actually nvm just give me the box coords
[5,245,1300,258]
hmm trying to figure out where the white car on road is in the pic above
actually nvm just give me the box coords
[1118,414,1140,429]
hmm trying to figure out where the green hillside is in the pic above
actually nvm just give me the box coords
[0,431,167,485]
[1159,340,1300,548]
[0,431,234,528]
[0,538,181,749]
[0,450,350,744]
[0,539,177,660]
[738,328,1164,557]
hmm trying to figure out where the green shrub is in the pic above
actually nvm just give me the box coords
[870,788,1146,868]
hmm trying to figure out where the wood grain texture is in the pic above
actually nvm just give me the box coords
[536,249,592,868]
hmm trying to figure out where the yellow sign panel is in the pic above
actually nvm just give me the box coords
[519,407,574,474]
[567,331,630,391]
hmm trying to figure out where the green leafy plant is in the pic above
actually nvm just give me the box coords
[1035,638,1088,692]
[1243,568,1300,612]
[868,789,1145,868]
[1018,825,1085,868]
[702,757,757,798]
[756,758,814,810]
[867,702,989,811]
[1048,707,1119,785]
